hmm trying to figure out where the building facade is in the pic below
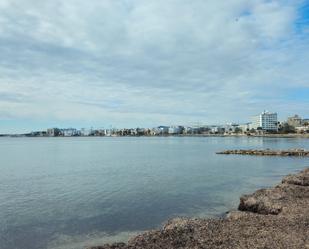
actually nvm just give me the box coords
[302,118,309,125]
[47,128,61,137]
[287,115,302,127]
[251,111,278,131]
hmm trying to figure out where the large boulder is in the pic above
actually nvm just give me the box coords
[282,168,309,186]
[238,186,286,215]
[238,193,282,215]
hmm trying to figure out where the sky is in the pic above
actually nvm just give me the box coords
[0,0,309,133]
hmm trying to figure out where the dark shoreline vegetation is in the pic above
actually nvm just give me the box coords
[88,168,309,249]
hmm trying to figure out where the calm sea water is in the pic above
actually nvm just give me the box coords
[1,137,309,249]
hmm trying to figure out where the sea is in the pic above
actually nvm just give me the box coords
[1,136,308,249]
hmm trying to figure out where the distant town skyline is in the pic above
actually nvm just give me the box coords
[1,111,308,135]
[0,1,308,134]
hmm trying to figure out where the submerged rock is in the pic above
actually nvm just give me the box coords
[87,168,309,249]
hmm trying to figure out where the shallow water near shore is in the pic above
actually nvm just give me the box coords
[1,136,309,249]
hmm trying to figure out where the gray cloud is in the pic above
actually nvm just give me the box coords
[0,0,308,132]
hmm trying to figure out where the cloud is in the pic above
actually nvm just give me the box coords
[0,0,308,132]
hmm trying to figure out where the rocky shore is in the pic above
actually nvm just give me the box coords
[88,168,309,249]
[216,149,309,156]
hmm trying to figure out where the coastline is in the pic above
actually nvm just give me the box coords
[88,168,309,249]
[1,133,309,138]
[181,133,309,139]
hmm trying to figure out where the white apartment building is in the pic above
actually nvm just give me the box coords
[251,111,278,131]
[62,128,78,136]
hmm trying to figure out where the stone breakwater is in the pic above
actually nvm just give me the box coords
[88,168,309,249]
[216,149,309,156]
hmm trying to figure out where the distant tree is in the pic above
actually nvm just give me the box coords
[234,127,242,134]
[279,123,296,134]
[54,128,61,136]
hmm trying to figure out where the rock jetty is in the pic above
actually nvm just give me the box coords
[88,168,309,249]
[216,149,309,156]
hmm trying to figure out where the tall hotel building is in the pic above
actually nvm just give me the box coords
[251,111,278,131]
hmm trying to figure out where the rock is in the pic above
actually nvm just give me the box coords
[216,149,309,157]
[238,188,284,215]
[238,195,282,215]
[226,211,245,220]
[87,242,126,249]
[282,168,309,186]
[87,168,309,249]
[163,218,194,230]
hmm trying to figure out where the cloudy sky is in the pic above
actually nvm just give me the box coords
[0,0,308,133]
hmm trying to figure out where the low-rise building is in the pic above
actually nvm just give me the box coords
[80,128,92,136]
[47,128,61,137]
[62,128,78,136]
[158,126,169,135]
[238,123,251,133]
[210,126,225,134]
[302,118,309,125]
[295,126,309,133]
[168,126,183,135]
[225,123,243,133]
[287,115,302,127]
